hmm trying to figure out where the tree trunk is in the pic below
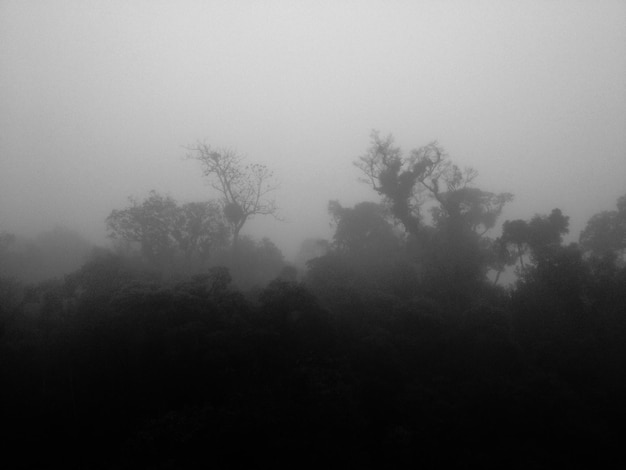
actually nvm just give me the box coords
[517,244,525,270]
[493,268,502,286]
[232,225,241,254]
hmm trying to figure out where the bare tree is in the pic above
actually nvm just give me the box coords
[185,143,280,252]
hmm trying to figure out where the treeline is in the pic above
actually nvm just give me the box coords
[1,135,625,468]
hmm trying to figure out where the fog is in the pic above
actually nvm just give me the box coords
[1,0,625,260]
[4,3,626,466]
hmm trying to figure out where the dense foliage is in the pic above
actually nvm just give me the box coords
[1,141,625,468]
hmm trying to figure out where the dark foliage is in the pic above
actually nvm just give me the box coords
[2,178,626,468]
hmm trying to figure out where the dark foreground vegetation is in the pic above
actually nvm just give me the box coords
[1,135,625,468]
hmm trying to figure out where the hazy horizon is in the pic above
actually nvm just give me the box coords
[2,0,625,261]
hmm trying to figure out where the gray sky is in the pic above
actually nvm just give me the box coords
[1,0,625,259]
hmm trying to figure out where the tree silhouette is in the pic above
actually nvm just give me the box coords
[106,191,228,271]
[328,200,399,257]
[500,208,570,273]
[354,131,512,244]
[186,143,280,253]
[580,193,626,264]
[354,131,448,237]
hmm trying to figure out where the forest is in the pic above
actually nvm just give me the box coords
[1,133,625,469]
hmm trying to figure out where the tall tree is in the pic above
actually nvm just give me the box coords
[186,143,280,252]
[106,191,228,270]
[328,200,399,257]
[354,131,446,237]
[499,208,570,272]
[107,191,179,266]
[173,201,230,266]
[354,131,511,241]
[430,187,513,237]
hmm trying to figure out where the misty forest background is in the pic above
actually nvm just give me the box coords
[1,131,626,468]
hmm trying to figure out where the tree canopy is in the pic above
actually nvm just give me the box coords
[579,193,626,263]
[106,190,229,271]
[354,131,512,241]
[499,208,570,270]
[4,134,626,470]
[328,200,399,257]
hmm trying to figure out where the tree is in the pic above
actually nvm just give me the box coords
[498,208,570,275]
[326,200,409,298]
[328,200,400,258]
[579,193,626,264]
[355,132,513,299]
[106,191,229,271]
[173,201,231,267]
[354,131,511,241]
[527,208,569,258]
[107,191,179,266]
[430,187,513,237]
[354,131,446,237]
[499,219,530,270]
[186,143,280,252]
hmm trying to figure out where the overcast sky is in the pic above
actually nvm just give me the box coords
[1,0,625,259]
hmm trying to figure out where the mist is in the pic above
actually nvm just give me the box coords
[1,1,626,468]
[1,0,624,259]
